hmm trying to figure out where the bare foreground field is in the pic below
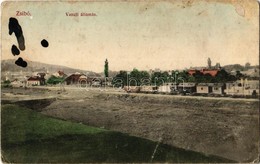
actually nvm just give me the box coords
[1,87,259,162]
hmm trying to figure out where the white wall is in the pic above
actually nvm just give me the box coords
[27,80,40,86]
[196,86,209,94]
[158,85,171,93]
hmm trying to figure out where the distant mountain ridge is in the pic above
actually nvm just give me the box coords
[2,59,258,77]
[1,59,97,75]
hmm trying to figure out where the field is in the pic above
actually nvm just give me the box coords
[1,104,234,163]
[1,87,259,162]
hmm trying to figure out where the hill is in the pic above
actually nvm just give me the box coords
[222,64,258,72]
[222,64,259,78]
[1,59,98,75]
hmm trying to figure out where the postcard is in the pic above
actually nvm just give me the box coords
[1,0,259,163]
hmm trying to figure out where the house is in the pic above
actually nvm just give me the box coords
[225,82,245,96]
[103,77,113,86]
[158,83,177,93]
[65,72,86,85]
[65,73,110,87]
[27,76,41,86]
[177,83,196,93]
[26,73,46,86]
[225,80,259,96]
[2,71,30,82]
[212,83,225,94]
[225,82,242,95]
[245,80,259,96]
[10,79,26,87]
[196,83,214,94]
[86,77,113,87]
[52,71,67,78]
[83,77,102,87]
[36,73,46,85]
[140,85,158,93]
[78,75,87,84]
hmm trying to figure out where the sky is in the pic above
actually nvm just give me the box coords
[1,0,259,72]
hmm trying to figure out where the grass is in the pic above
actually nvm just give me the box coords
[1,104,105,144]
[1,104,235,163]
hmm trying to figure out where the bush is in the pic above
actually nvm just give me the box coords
[2,80,11,88]
[47,76,65,85]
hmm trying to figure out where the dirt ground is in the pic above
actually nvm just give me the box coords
[1,87,259,162]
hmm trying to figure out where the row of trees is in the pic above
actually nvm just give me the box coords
[112,68,242,86]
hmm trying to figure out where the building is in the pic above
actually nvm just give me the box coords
[87,77,113,87]
[27,76,41,86]
[10,79,26,87]
[104,77,113,86]
[188,68,219,77]
[196,83,214,94]
[36,73,46,85]
[65,72,86,85]
[2,71,31,82]
[26,73,46,86]
[140,85,158,93]
[245,80,259,96]
[177,83,196,93]
[64,73,111,87]
[225,80,259,96]
[158,83,177,93]
[212,83,225,94]
[78,75,87,84]
[52,71,67,78]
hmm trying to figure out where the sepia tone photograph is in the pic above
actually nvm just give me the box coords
[1,0,259,163]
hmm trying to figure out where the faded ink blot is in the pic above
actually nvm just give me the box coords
[11,45,20,56]
[41,39,49,47]
[15,57,27,67]
[8,17,25,51]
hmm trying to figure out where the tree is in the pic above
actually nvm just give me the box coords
[207,58,212,68]
[176,71,189,83]
[112,69,150,87]
[130,68,141,86]
[151,71,169,86]
[215,63,221,69]
[203,73,214,83]
[245,62,251,70]
[236,71,243,79]
[2,80,11,88]
[104,59,109,77]
[187,75,196,82]
[112,70,127,87]
[130,68,150,86]
[3,80,11,84]
[215,69,229,83]
[192,70,204,83]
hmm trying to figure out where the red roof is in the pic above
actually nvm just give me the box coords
[27,76,41,81]
[202,70,218,76]
[188,69,219,77]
